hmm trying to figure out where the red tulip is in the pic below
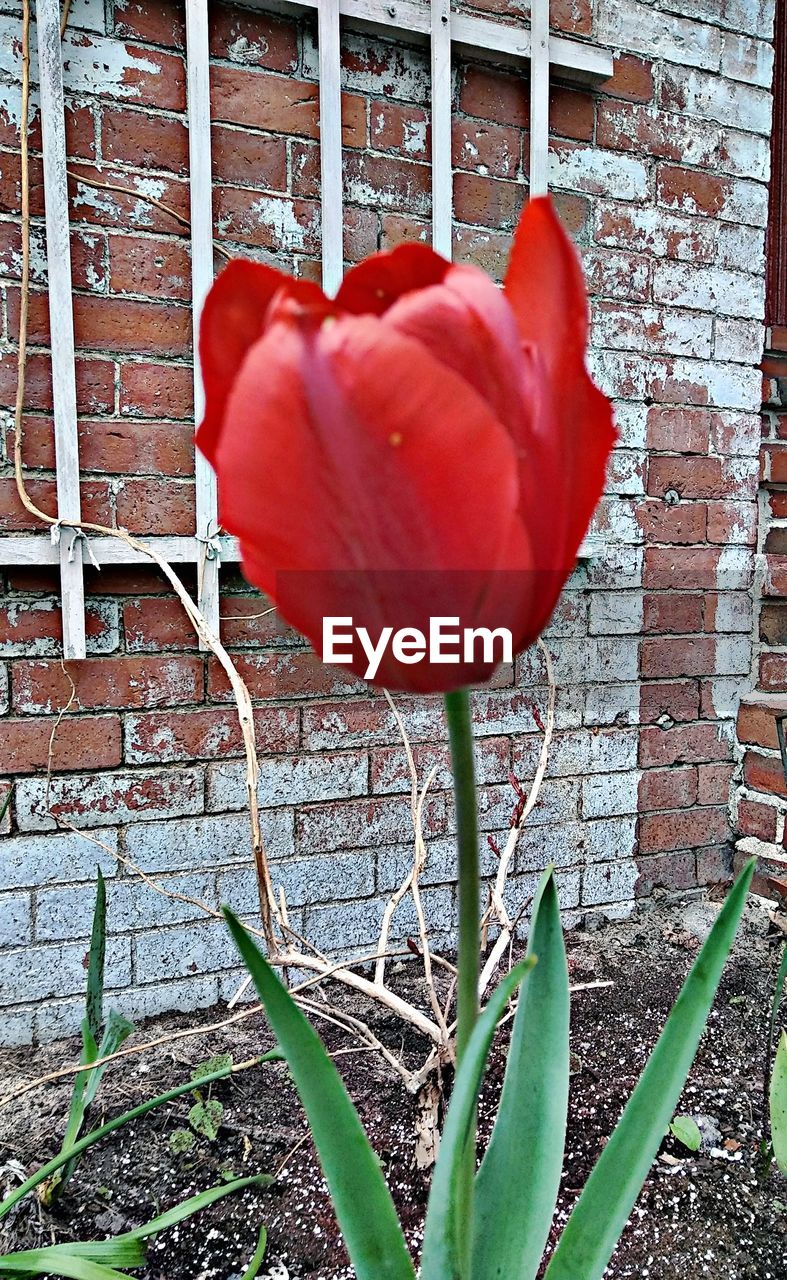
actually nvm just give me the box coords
[196,196,615,692]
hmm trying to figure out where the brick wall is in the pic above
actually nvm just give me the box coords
[0,0,776,1042]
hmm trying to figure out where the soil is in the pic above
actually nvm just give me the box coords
[1,889,786,1279]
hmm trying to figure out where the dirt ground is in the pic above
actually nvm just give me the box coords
[1,888,786,1280]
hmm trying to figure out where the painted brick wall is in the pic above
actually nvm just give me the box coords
[0,0,776,1043]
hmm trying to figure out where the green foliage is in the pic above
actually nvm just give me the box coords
[227,860,754,1280]
[240,1226,268,1280]
[168,1128,196,1156]
[188,1097,224,1141]
[771,1031,787,1174]
[669,1116,702,1152]
[40,872,135,1206]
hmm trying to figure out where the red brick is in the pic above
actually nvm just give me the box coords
[736,697,787,749]
[637,500,707,545]
[125,705,300,763]
[210,66,364,144]
[698,762,734,805]
[760,603,787,646]
[208,651,361,702]
[657,165,731,218]
[0,352,114,416]
[743,750,787,799]
[115,479,195,535]
[124,597,195,651]
[380,214,429,250]
[452,120,521,178]
[551,87,595,141]
[0,715,121,774]
[736,797,778,841]
[213,188,320,254]
[640,679,700,723]
[212,125,288,190]
[12,657,203,714]
[208,4,298,72]
[602,54,655,104]
[635,851,698,895]
[645,407,711,453]
[640,637,717,679]
[74,295,191,356]
[644,548,723,590]
[67,164,189,233]
[760,652,787,689]
[639,806,729,853]
[762,444,787,484]
[20,416,194,476]
[460,65,528,127]
[0,222,106,292]
[0,599,116,652]
[108,234,191,300]
[118,361,194,420]
[706,501,757,546]
[453,172,524,229]
[371,102,430,160]
[639,722,731,767]
[647,456,731,501]
[643,593,704,634]
[101,107,189,173]
[113,0,185,47]
[219,598,298,649]
[638,765,698,811]
[0,479,112,532]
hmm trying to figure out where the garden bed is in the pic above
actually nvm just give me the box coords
[1,889,786,1279]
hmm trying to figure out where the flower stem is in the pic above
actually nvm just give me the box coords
[444,686,480,1278]
[444,687,480,1061]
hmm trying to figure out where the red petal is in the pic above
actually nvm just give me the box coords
[335,242,451,316]
[212,307,534,691]
[196,259,326,463]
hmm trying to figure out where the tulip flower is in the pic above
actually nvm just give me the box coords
[196,196,615,693]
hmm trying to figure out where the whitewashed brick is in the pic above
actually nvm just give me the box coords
[0,1007,35,1047]
[657,357,762,410]
[721,31,775,85]
[583,859,640,905]
[595,203,719,263]
[653,263,764,319]
[608,449,647,497]
[714,222,766,273]
[220,851,375,911]
[15,769,204,832]
[711,592,754,632]
[594,303,713,357]
[0,891,31,947]
[35,872,218,942]
[207,751,368,811]
[550,146,648,200]
[474,779,580,832]
[582,771,641,819]
[125,811,293,872]
[719,129,771,181]
[0,600,119,657]
[612,402,648,450]
[589,591,644,635]
[303,896,388,955]
[714,317,766,364]
[661,65,772,134]
[584,682,641,727]
[134,918,239,981]
[0,937,130,1004]
[303,28,430,103]
[0,663,8,716]
[546,637,640,685]
[598,0,722,70]
[543,729,639,777]
[703,674,752,719]
[0,830,118,890]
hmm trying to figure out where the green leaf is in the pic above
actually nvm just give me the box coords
[669,1115,701,1152]
[240,1225,268,1280]
[223,908,415,1280]
[86,870,107,1042]
[472,869,570,1280]
[0,1240,141,1279]
[169,1127,196,1156]
[191,1053,233,1082]
[545,858,755,1280]
[419,956,536,1280]
[124,1173,271,1239]
[770,1031,787,1174]
[1,1051,281,1220]
[188,1097,224,1141]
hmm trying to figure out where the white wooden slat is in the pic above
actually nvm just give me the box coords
[36,0,86,660]
[529,0,550,198]
[257,0,613,84]
[318,0,344,295]
[185,0,220,646]
[430,0,453,258]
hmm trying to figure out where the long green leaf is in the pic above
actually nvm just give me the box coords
[223,909,415,1280]
[770,1031,787,1173]
[545,858,755,1280]
[419,957,536,1280]
[86,870,107,1042]
[240,1225,268,1280]
[125,1173,271,1239]
[472,869,569,1280]
[0,1052,281,1220]
[0,1249,132,1279]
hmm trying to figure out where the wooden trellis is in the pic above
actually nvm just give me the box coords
[1,0,613,658]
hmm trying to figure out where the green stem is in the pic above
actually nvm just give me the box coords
[444,687,480,1061]
[444,687,480,1279]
